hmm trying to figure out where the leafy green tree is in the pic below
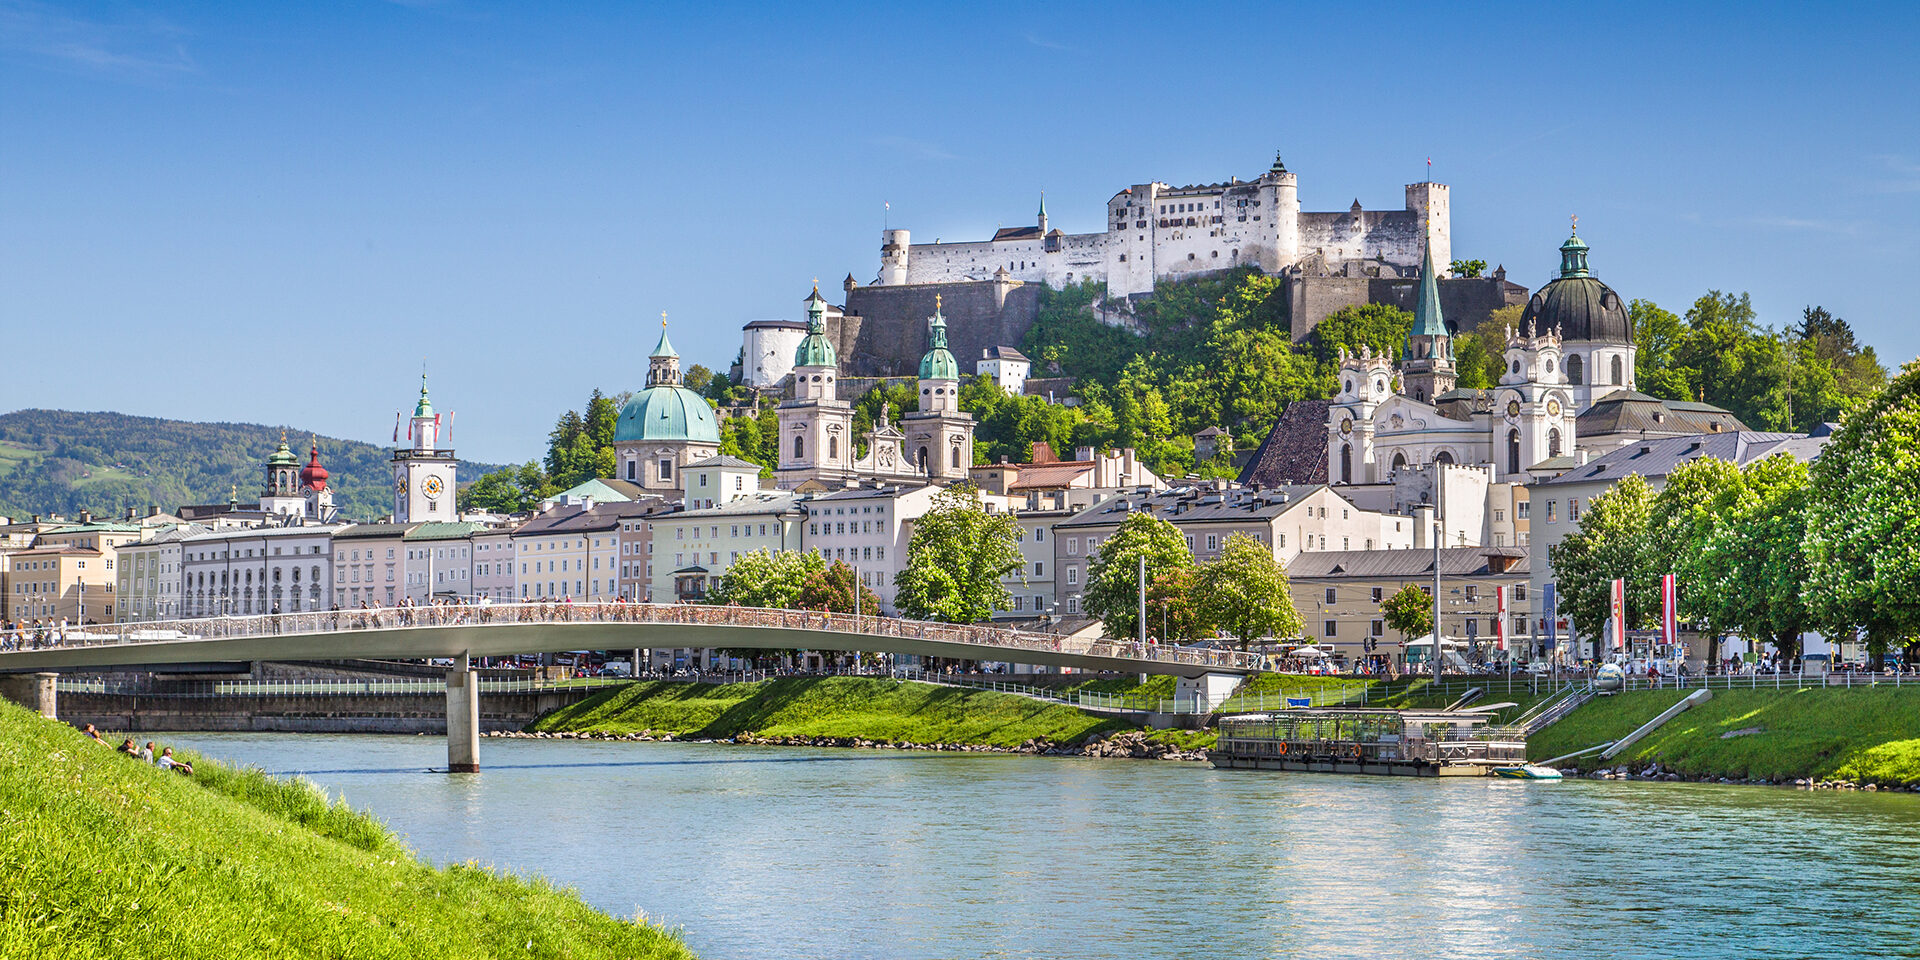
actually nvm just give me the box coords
[457,461,550,514]
[682,364,714,395]
[1805,359,1920,664]
[893,486,1024,623]
[1143,566,1211,644]
[718,403,780,474]
[1451,325,1508,390]
[1194,533,1302,647]
[1381,584,1433,641]
[1649,456,1744,665]
[797,560,882,614]
[1083,511,1194,641]
[1547,474,1659,657]
[707,549,825,609]
[1305,303,1413,367]
[1698,455,1813,661]
[1449,259,1487,278]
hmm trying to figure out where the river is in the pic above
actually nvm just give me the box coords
[165,733,1920,960]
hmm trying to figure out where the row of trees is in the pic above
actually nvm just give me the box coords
[1549,359,1920,663]
[1079,512,1304,647]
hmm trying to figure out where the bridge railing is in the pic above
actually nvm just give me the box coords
[53,676,628,697]
[0,602,1265,672]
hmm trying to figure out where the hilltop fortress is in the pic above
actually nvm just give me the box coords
[742,154,1525,383]
[879,153,1449,299]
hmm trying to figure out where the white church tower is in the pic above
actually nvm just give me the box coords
[775,286,857,489]
[900,296,975,480]
[393,374,458,521]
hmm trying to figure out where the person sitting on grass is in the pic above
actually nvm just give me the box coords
[119,738,139,756]
[140,741,155,763]
[155,747,192,775]
[82,723,108,745]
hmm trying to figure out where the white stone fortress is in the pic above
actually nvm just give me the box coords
[875,154,1450,298]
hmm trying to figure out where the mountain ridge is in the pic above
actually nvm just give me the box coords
[0,408,506,523]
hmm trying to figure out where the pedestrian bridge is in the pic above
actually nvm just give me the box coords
[0,602,1261,771]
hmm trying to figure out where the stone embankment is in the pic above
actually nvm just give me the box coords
[1576,762,1920,793]
[488,728,1210,762]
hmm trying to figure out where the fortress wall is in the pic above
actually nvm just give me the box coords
[837,281,1044,378]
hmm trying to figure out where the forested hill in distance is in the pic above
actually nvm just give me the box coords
[0,409,506,522]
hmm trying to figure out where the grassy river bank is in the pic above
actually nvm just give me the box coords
[0,699,694,960]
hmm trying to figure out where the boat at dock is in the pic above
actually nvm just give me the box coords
[1491,764,1565,780]
[1210,708,1527,777]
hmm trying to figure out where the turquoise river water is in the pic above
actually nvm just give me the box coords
[166,733,1920,960]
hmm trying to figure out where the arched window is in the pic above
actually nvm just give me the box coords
[1434,451,1455,466]
[1566,354,1584,385]
[1507,429,1521,475]
[917,447,930,474]
[951,443,962,471]
[828,436,838,460]
[1548,428,1562,458]
[1511,360,1520,374]
[1611,354,1624,386]
[794,435,805,460]
[1391,452,1407,473]
[1340,444,1352,484]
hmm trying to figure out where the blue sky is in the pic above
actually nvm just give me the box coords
[3,1,1916,464]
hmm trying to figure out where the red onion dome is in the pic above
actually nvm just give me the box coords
[300,441,329,491]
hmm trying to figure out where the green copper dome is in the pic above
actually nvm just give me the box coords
[413,374,434,419]
[614,385,720,445]
[266,435,300,467]
[794,286,837,369]
[918,299,960,381]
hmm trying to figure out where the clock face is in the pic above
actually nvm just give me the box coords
[1340,419,1353,435]
[423,476,443,498]
[395,476,407,495]
[1507,400,1521,418]
[1547,399,1563,417]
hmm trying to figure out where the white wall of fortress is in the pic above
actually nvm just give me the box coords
[881,169,1450,298]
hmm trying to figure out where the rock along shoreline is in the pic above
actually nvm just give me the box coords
[1574,761,1920,793]
[493,728,1209,761]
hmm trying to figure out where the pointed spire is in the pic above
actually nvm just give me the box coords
[650,311,678,359]
[1038,191,1047,220]
[414,371,433,419]
[919,295,959,381]
[1410,236,1446,339]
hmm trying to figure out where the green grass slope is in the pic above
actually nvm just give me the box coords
[1526,686,1920,784]
[0,701,693,959]
[530,677,1135,746]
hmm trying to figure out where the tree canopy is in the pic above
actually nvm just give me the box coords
[892,486,1024,624]
[1082,511,1194,642]
[1193,533,1302,647]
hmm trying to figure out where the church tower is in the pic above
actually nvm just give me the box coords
[260,433,306,517]
[300,437,335,522]
[1327,344,1395,484]
[901,296,975,480]
[775,286,856,489]
[393,375,458,522]
[1496,319,1577,479]
[1400,237,1455,404]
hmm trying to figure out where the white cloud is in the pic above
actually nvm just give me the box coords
[0,1,197,78]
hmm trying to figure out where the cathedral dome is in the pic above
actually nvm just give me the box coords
[795,287,837,368]
[918,299,960,381]
[614,387,720,445]
[266,435,300,467]
[1519,231,1633,345]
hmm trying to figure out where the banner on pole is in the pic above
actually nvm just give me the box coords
[1610,578,1626,650]
[1495,585,1509,651]
[1661,572,1678,648]
[1542,583,1557,651]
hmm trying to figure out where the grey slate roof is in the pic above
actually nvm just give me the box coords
[1055,484,1325,530]
[1577,390,1747,437]
[686,454,764,470]
[1536,431,1821,488]
[1287,546,1529,580]
[1238,400,1331,488]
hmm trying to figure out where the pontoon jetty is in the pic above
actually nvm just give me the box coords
[1211,708,1527,777]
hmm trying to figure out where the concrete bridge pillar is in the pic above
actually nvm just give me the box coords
[0,672,58,719]
[446,655,480,773]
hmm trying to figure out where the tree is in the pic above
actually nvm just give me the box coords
[1697,455,1813,662]
[707,549,825,609]
[1451,325,1508,390]
[892,486,1024,623]
[1381,584,1432,641]
[1193,533,1301,647]
[1449,259,1487,278]
[1305,302,1413,367]
[797,560,881,614]
[1083,511,1194,641]
[1547,474,1658,657]
[1805,359,1920,665]
[1649,456,1744,666]
[1143,566,1210,644]
[683,364,714,395]
[457,461,548,514]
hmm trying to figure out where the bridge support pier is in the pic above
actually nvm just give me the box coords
[0,672,58,719]
[446,657,480,773]
[1176,672,1242,713]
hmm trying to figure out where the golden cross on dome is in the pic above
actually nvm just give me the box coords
[1571,214,1579,234]
[935,293,943,312]
[660,310,667,328]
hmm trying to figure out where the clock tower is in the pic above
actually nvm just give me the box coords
[393,374,458,522]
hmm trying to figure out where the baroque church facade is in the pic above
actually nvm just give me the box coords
[774,287,975,490]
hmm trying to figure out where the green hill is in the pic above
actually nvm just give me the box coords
[0,409,507,522]
[0,701,693,958]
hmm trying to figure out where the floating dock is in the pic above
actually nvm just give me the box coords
[1210,708,1527,777]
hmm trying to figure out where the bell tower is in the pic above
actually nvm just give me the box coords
[393,374,458,521]
[900,295,975,480]
[1400,236,1455,404]
[775,285,856,489]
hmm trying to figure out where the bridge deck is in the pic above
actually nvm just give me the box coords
[0,603,1260,678]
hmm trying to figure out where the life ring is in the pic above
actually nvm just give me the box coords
[1351,744,1363,759]
[1277,741,1289,756]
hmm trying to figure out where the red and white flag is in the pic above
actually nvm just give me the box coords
[1610,578,1627,650]
[1495,585,1509,652]
[1661,572,1678,648]
[393,412,401,443]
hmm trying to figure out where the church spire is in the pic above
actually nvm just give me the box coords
[647,311,683,388]
[1409,235,1446,342]
[1559,216,1591,278]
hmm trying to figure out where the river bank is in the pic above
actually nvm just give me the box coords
[493,725,1212,760]
[0,700,694,959]
[1526,685,1920,789]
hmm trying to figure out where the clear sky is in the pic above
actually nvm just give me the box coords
[4,1,1916,465]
